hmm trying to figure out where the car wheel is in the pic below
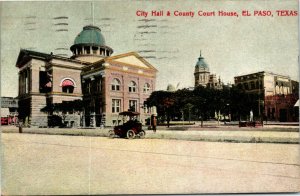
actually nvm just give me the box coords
[139,130,146,139]
[108,130,115,138]
[127,130,135,139]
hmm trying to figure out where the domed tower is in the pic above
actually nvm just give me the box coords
[70,25,113,63]
[194,51,210,87]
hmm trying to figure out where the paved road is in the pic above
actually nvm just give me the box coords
[1,133,300,195]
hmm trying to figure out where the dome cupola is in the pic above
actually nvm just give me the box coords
[74,25,105,45]
[195,51,209,71]
[70,25,113,62]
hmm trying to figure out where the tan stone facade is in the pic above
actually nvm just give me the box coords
[16,50,88,127]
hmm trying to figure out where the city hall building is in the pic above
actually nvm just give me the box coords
[16,25,157,127]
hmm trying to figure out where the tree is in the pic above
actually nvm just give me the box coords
[41,99,84,127]
[146,85,261,127]
[146,91,176,126]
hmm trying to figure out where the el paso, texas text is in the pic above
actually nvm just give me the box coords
[136,10,298,17]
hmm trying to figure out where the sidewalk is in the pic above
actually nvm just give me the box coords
[1,125,299,144]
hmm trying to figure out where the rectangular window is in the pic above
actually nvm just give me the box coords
[112,85,120,91]
[112,99,121,113]
[87,82,91,93]
[96,79,101,92]
[129,86,136,92]
[129,100,138,112]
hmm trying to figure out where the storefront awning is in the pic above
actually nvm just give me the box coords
[62,79,74,87]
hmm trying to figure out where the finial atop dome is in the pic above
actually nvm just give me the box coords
[91,2,95,26]
[198,50,204,61]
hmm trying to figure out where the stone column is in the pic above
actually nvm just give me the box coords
[28,68,32,93]
[18,72,21,95]
[137,77,141,113]
[25,68,28,94]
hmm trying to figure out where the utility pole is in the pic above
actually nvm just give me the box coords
[258,75,261,120]
[91,1,95,26]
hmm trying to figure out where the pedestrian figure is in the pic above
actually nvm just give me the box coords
[250,110,253,122]
[18,120,23,133]
[151,115,157,133]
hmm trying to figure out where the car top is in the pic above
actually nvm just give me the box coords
[119,111,140,116]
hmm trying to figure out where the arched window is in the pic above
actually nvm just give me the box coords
[143,83,150,93]
[62,79,74,93]
[111,78,121,91]
[129,81,137,92]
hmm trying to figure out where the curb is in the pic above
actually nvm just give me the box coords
[2,128,299,144]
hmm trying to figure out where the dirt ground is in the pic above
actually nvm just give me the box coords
[1,133,300,195]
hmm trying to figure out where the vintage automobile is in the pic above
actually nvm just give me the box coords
[108,111,146,139]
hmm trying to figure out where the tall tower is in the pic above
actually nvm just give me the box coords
[194,51,210,87]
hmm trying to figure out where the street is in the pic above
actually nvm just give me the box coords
[1,133,300,195]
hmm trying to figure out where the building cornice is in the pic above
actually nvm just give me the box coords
[105,51,158,71]
[47,92,83,97]
[47,62,83,70]
[106,66,156,78]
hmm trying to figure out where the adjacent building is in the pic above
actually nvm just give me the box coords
[234,71,299,122]
[16,25,157,127]
[1,97,18,125]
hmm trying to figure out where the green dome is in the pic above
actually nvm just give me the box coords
[74,25,105,45]
[195,55,209,69]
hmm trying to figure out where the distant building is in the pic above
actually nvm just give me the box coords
[16,25,157,127]
[1,97,18,108]
[1,97,18,125]
[234,71,299,122]
[166,84,176,92]
[194,52,223,89]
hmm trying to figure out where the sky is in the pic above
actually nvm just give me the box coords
[0,0,299,97]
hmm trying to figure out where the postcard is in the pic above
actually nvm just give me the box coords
[1,0,299,195]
